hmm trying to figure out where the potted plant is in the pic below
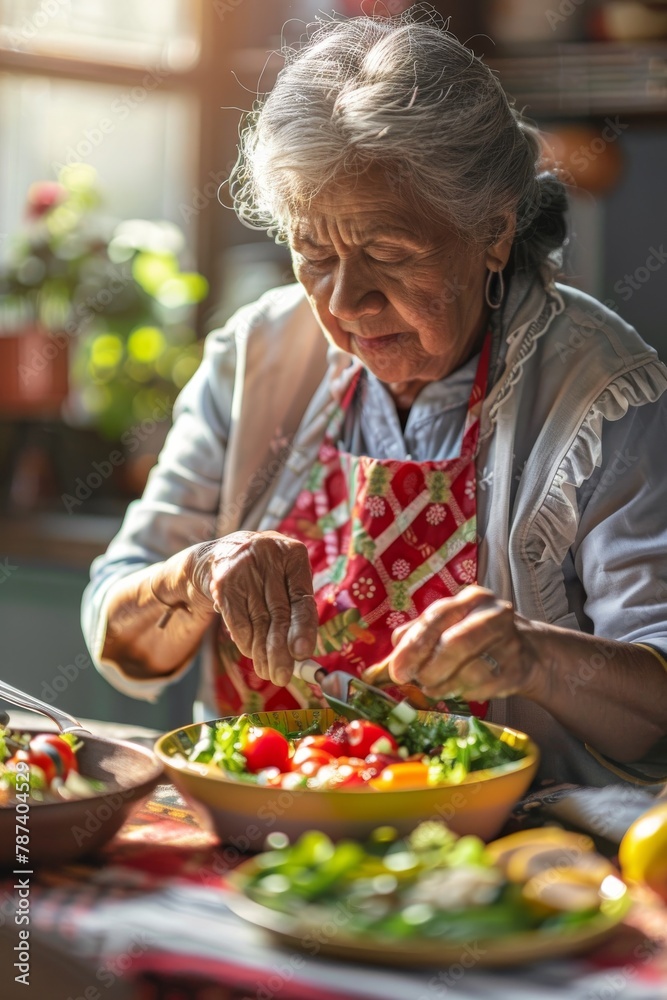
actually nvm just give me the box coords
[0,164,207,438]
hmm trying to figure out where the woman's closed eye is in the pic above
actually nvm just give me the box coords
[365,250,411,265]
[298,252,337,267]
[298,249,410,268]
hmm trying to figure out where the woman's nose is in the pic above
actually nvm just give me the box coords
[328,258,385,321]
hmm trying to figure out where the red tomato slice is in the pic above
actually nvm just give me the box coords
[344,720,398,757]
[241,727,290,773]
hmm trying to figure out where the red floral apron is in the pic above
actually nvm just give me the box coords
[215,334,491,716]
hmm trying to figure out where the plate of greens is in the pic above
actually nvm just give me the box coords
[226,822,630,967]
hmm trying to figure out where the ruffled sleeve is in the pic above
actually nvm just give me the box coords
[520,361,667,625]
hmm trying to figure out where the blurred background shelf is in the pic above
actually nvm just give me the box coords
[489,42,667,117]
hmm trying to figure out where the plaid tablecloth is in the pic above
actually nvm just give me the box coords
[3,781,667,1000]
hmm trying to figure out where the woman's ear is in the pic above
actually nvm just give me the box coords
[485,214,516,271]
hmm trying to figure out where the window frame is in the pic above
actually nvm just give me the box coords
[0,0,267,323]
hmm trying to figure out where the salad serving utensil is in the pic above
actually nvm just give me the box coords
[0,678,89,734]
[293,659,401,722]
[292,658,459,718]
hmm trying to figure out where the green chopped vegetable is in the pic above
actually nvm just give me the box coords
[427,716,525,783]
[189,717,251,775]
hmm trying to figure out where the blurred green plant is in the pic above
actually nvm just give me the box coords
[0,164,207,438]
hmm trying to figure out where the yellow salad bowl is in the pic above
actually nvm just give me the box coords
[154,710,539,851]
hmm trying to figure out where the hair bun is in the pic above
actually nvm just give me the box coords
[513,171,568,273]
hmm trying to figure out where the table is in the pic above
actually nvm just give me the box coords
[2,715,667,1000]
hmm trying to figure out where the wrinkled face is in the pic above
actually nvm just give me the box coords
[288,169,497,396]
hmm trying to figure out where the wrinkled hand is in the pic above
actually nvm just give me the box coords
[190,531,318,686]
[387,586,542,702]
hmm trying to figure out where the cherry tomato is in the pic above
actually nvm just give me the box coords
[368,761,431,791]
[9,748,57,786]
[30,734,78,776]
[345,720,398,757]
[241,727,290,773]
[298,727,349,758]
[291,746,336,771]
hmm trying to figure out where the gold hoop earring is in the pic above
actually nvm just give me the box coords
[485,269,505,310]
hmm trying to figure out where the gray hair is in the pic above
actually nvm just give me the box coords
[230,6,567,273]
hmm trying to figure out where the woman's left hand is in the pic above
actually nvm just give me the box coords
[386,585,545,702]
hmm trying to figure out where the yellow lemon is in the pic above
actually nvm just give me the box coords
[619,802,667,903]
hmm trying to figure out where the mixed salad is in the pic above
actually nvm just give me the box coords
[0,725,105,803]
[235,821,626,941]
[186,685,526,791]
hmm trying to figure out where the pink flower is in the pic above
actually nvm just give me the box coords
[458,558,476,584]
[26,181,66,219]
[391,558,411,580]
[425,504,447,525]
[352,576,376,600]
[386,610,407,629]
[365,495,386,517]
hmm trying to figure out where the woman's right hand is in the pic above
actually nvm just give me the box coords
[189,531,318,687]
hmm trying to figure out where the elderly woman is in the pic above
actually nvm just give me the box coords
[83,11,667,786]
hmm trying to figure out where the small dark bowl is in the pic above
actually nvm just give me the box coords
[0,730,163,868]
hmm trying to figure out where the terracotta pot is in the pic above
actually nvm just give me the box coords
[540,125,625,195]
[0,325,69,416]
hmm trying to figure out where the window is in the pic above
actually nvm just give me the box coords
[0,0,200,68]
